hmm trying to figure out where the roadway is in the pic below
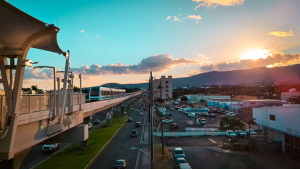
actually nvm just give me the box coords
[89,100,147,169]
[19,102,125,169]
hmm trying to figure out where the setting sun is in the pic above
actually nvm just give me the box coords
[239,49,271,60]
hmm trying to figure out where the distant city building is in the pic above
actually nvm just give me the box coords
[234,95,257,100]
[253,105,300,154]
[207,99,242,111]
[153,75,172,100]
[281,88,300,101]
[242,99,284,108]
[189,94,231,104]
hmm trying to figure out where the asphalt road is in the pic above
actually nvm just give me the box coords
[19,102,127,169]
[20,143,69,169]
[89,100,146,169]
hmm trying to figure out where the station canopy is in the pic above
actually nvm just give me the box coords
[0,0,64,54]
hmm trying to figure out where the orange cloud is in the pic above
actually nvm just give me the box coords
[267,30,295,37]
[166,16,171,20]
[193,0,244,9]
[174,16,180,21]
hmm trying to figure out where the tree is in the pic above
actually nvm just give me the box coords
[199,99,205,105]
[243,118,257,149]
[73,85,80,92]
[31,85,39,91]
[181,96,188,102]
[157,84,163,98]
[228,118,245,131]
[219,116,231,131]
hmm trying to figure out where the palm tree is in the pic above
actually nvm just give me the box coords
[219,116,231,131]
[229,118,245,131]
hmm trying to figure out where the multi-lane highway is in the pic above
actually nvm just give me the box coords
[89,100,147,169]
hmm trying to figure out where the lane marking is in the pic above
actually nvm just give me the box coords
[140,118,146,144]
[208,138,217,144]
[85,121,127,169]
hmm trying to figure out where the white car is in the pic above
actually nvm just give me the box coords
[162,119,173,123]
[225,130,237,137]
[231,113,236,116]
[188,113,195,117]
[178,109,183,112]
[201,119,206,124]
[42,143,60,153]
[245,129,257,136]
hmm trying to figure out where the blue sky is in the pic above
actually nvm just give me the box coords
[6,0,300,89]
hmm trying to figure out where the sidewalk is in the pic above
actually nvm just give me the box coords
[139,148,150,169]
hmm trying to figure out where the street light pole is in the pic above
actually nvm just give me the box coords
[79,74,82,110]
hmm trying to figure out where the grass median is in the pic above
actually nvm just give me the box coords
[37,114,128,169]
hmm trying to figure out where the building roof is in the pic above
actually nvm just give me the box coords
[0,1,64,55]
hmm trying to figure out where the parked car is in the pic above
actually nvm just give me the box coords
[170,107,175,111]
[178,109,183,112]
[162,119,173,123]
[131,130,138,137]
[169,123,179,130]
[235,130,247,137]
[176,157,187,167]
[114,159,127,169]
[135,122,141,127]
[245,129,257,137]
[140,112,143,116]
[94,119,101,124]
[42,143,60,153]
[188,113,195,117]
[174,147,185,158]
[200,113,209,117]
[225,130,237,137]
[201,119,207,124]
[127,118,132,122]
[230,113,236,116]
[88,123,92,130]
[179,163,192,169]
[208,113,216,117]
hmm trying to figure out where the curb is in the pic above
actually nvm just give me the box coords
[85,120,127,169]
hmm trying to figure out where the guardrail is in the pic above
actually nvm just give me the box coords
[154,131,226,137]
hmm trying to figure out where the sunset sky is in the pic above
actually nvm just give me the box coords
[6,0,300,90]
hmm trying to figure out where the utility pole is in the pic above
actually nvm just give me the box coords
[160,117,164,156]
[150,71,154,169]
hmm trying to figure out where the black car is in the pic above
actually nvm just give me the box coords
[169,123,179,130]
[127,118,132,122]
[209,113,216,117]
[200,113,209,117]
[131,130,138,137]
[135,122,141,127]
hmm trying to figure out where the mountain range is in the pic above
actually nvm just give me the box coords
[101,64,300,88]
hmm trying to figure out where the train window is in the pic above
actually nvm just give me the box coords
[90,88,99,96]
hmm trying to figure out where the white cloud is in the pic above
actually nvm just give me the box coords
[186,15,202,20]
[81,30,84,33]
[166,16,172,20]
[174,16,180,21]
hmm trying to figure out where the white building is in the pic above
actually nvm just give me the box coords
[242,99,283,108]
[189,94,231,103]
[253,105,300,154]
[153,75,172,100]
[281,88,300,101]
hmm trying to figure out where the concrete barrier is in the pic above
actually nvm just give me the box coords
[154,131,226,137]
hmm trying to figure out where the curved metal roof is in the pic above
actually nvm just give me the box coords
[0,0,64,55]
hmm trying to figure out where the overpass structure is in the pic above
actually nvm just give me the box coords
[0,0,143,161]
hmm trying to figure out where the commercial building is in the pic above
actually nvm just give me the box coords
[153,75,172,100]
[281,88,300,101]
[207,99,242,111]
[242,99,284,108]
[253,105,300,155]
[189,94,231,104]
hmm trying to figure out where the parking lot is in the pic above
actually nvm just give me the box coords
[157,108,222,132]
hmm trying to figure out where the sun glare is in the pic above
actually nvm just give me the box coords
[239,49,271,60]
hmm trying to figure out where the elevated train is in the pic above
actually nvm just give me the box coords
[82,86,126,102]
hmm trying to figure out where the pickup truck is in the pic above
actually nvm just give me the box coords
[42,143,60,153]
